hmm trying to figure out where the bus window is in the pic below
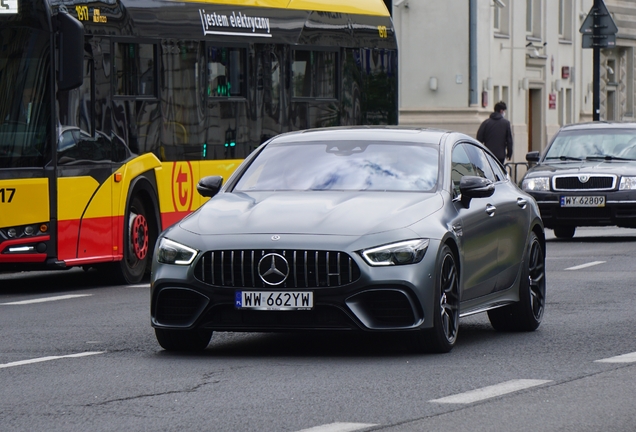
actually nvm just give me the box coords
[292,50,311,97]
[115,42,157,97]
[292,50,337,99]
[207,46,245,97]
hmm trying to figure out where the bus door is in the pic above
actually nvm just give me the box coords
[56,52,116,265]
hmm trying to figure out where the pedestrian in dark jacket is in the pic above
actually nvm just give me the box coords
[476,101,513,165]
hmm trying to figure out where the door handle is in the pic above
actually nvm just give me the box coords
[517,198,528,209]
[485,204,496,216]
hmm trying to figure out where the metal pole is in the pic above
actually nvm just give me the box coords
[468,0,478,106]
[593,0,601,121]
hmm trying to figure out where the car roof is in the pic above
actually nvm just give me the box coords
[268,126,452,145]
[558,121,636,132]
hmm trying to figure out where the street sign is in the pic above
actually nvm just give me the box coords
[582,33,616,49]
[579,1,618,39]
[580,0,618,122]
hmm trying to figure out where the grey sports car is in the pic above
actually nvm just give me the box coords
[151,127,546,353]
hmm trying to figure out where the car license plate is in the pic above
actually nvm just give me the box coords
[235,291,313,310]
[560,196,605,207]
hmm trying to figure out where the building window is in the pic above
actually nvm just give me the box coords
[494,2,510,36]
[559,0,573,41]
[526,0,542,40]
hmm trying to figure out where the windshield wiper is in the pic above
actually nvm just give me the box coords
[545,156,582,161]
[586,155,635,161]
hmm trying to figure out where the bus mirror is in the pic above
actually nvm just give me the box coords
[57,12,84,91]
[197,176,223,198]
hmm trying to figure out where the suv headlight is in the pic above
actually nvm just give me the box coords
[157,238,198,265]
[361,239,429,266]
[619,176,636,190]
[522,177,550,192]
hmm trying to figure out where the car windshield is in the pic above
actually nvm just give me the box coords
[234,140,439,192]
[544,128,636,161]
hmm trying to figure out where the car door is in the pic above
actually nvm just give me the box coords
[450,142,500,301]
[482,151,531,291]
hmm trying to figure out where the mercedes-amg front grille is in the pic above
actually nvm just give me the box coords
[194,250,361,288]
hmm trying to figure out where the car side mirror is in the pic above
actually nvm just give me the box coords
[197,176,223,198]
[459,176,494,208]
[526,151,540,163]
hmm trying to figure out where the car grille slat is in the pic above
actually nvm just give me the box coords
[194,249,361,288]
[553,175,616,191]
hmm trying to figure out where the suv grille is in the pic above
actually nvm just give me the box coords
[553,175,616,191]
[194,250,361,288]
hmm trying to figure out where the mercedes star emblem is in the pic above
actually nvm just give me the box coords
[258,253,289,285]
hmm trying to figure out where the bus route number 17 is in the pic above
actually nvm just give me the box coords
[0,188,15,203]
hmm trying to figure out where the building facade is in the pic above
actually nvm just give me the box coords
[393,0,636,177]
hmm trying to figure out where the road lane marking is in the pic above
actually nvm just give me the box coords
[565,261,605,271]
[0,351,105,369]
[127,284,150,288]
[429,379,552,404]
[296,423,378,432]
[0,294,92,305]
[595,352,636,363]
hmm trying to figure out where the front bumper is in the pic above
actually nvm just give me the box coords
[530,191,636,228]
[150,244,441,333]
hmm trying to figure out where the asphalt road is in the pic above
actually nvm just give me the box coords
[1,226,636,431]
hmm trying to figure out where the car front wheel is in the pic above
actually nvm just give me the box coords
[488,231,546,331]
[413,244,460,353]
[553,225,575,239]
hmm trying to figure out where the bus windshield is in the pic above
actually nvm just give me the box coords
[0,27,51,168]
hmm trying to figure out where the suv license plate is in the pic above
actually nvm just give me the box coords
[235,291,313,310]
[560,196,605,207]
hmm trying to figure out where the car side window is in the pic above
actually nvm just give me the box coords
[485,152,508,182]
[451,144,476,197]
[464,144,496,182]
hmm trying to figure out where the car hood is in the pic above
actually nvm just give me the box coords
[526,160,636,177]
[179,191,444,236]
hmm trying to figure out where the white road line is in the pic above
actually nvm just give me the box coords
[429,379,552,404]
[127,284,150,288]
[296,423,378,432]
[565,261,605,271]
[0,294,92,305]
[595,352,636,363]
[0,351,105,369]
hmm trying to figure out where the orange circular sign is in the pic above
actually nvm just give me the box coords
[171,161,194,212]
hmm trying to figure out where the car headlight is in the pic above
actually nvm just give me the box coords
[619,176,636,190]
[522,177,550,192]
[361,239,429,266]
[157,238,198,265]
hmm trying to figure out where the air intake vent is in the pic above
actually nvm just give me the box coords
[155,288,208,326]
[194,250,361,288]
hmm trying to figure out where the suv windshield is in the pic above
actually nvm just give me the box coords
[545,128,636,161]
[234,141,439,192]
[0,27,51,168]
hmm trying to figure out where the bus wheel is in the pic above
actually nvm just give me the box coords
[114,196,152,284]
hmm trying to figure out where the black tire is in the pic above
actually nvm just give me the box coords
[111,196,154,284]
[155,328,213,351]
[488,231,546,332]
[413,244,460,353]
[553,226,575,239]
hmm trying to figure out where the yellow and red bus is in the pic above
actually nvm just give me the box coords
[0,0,398,284]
